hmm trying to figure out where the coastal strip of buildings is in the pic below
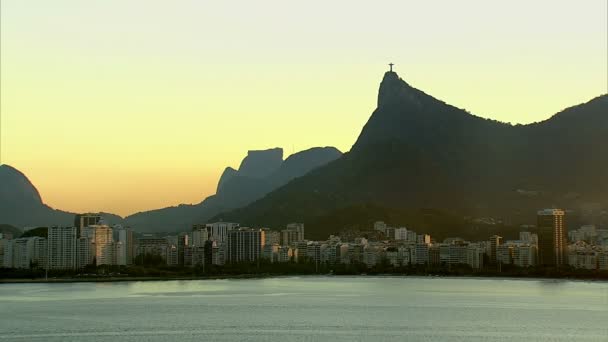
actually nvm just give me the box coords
[1,210,607,272]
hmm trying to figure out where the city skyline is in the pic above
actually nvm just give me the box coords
[1,1,607,216]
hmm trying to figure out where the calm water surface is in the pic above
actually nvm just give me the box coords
[0,276,606,341]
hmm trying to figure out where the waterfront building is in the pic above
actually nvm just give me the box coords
[116,226,134,265]
[537,209,566,266]
[226,228,265,263]
[166,245,179,266]
[191,227,209,247]
[466,244,484,269]
[82,225,114,266]
[489,235,502,264]
[48,226,78,270]
[136,236,168,260]
[12,238,30,269]
[206,222,240,243]
[76,237,93,268]
[191,246,206,266]
[27,237,47,269]
[413,243,430,265]
[264,230,281,246]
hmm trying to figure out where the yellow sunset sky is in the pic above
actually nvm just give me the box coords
[1,1,606,217]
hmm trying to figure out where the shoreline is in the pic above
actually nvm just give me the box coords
[2,273,607,284]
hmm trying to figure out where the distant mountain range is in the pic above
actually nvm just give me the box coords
[0,147,341,232]
[122,146,342,232]
[211,71,608,239]
[2,71,605,239]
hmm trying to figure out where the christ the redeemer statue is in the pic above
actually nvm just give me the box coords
[389,63,394,72]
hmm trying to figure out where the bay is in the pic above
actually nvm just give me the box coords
[0,276,606,341]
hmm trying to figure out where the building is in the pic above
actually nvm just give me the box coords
[413,243,430,265]
[48,226,78,270]
[74,213,102,237]
[205,222,240,243]
[177,233,189,266]
[76,236,95,268]
[489,235,502,265]
[496,244,514,265]
[513,244,537,267]
[417,234,431,244]
[191,227,209,247]
[191,246,206,266]
[116,226,134,265]
[82,225,114,266]
[12,238,30,269]
[226,228,265,263]
[286,223,305,241]
[373,221,387,234]
[466,244,484,269]
[136,236,168,261]
[263,230,281,246]
[166,245,179,266]
[27,237,47,269]
[394,228,408,241]
[1,239,14,268]
[537,209,566,266]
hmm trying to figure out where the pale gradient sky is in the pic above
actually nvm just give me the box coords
[1,0,606,217]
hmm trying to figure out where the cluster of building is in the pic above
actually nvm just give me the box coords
[0,214,135,270]
[1,209,607,272]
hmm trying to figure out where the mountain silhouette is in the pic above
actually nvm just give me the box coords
[212,71,608,239]
[0,164,122,227]
[123,146,342,232]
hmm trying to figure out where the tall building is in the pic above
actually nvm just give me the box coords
[1,239,14,268]
[489,235,502,264]
[263,230,281,246]
[116,226,134,265]
[12,238,30,269]
[27,237,47,269]
[394,228,408,241]
[76,237,94,268]
[136,236,168,261]
[537,209,566,266]
[74,213,102,236]
[226,228,265,263]
[48,226,78,270]
[286,223,305,241]
[206,222,240,243]
[177,233,189,266]
[82,225,114,266]
[191,227,209,247]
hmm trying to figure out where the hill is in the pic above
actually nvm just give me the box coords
[212,71,608,239]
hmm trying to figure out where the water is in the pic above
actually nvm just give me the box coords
[0,276,606,341]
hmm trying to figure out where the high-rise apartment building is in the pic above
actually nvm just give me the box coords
[537,209,566,266]
[116,226,134,265]
[82,225,114,266]
[205,222,240,243]
[226,228,265,263]
[48,226,77,269]
[489,235,502,264]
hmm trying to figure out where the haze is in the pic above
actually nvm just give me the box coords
[1,0,606,216]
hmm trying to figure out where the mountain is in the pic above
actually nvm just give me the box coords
[123,146,342,232]
[212,71,608,239]
[0,165,123,227]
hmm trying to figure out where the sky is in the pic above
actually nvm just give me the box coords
[1,0,606,217]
